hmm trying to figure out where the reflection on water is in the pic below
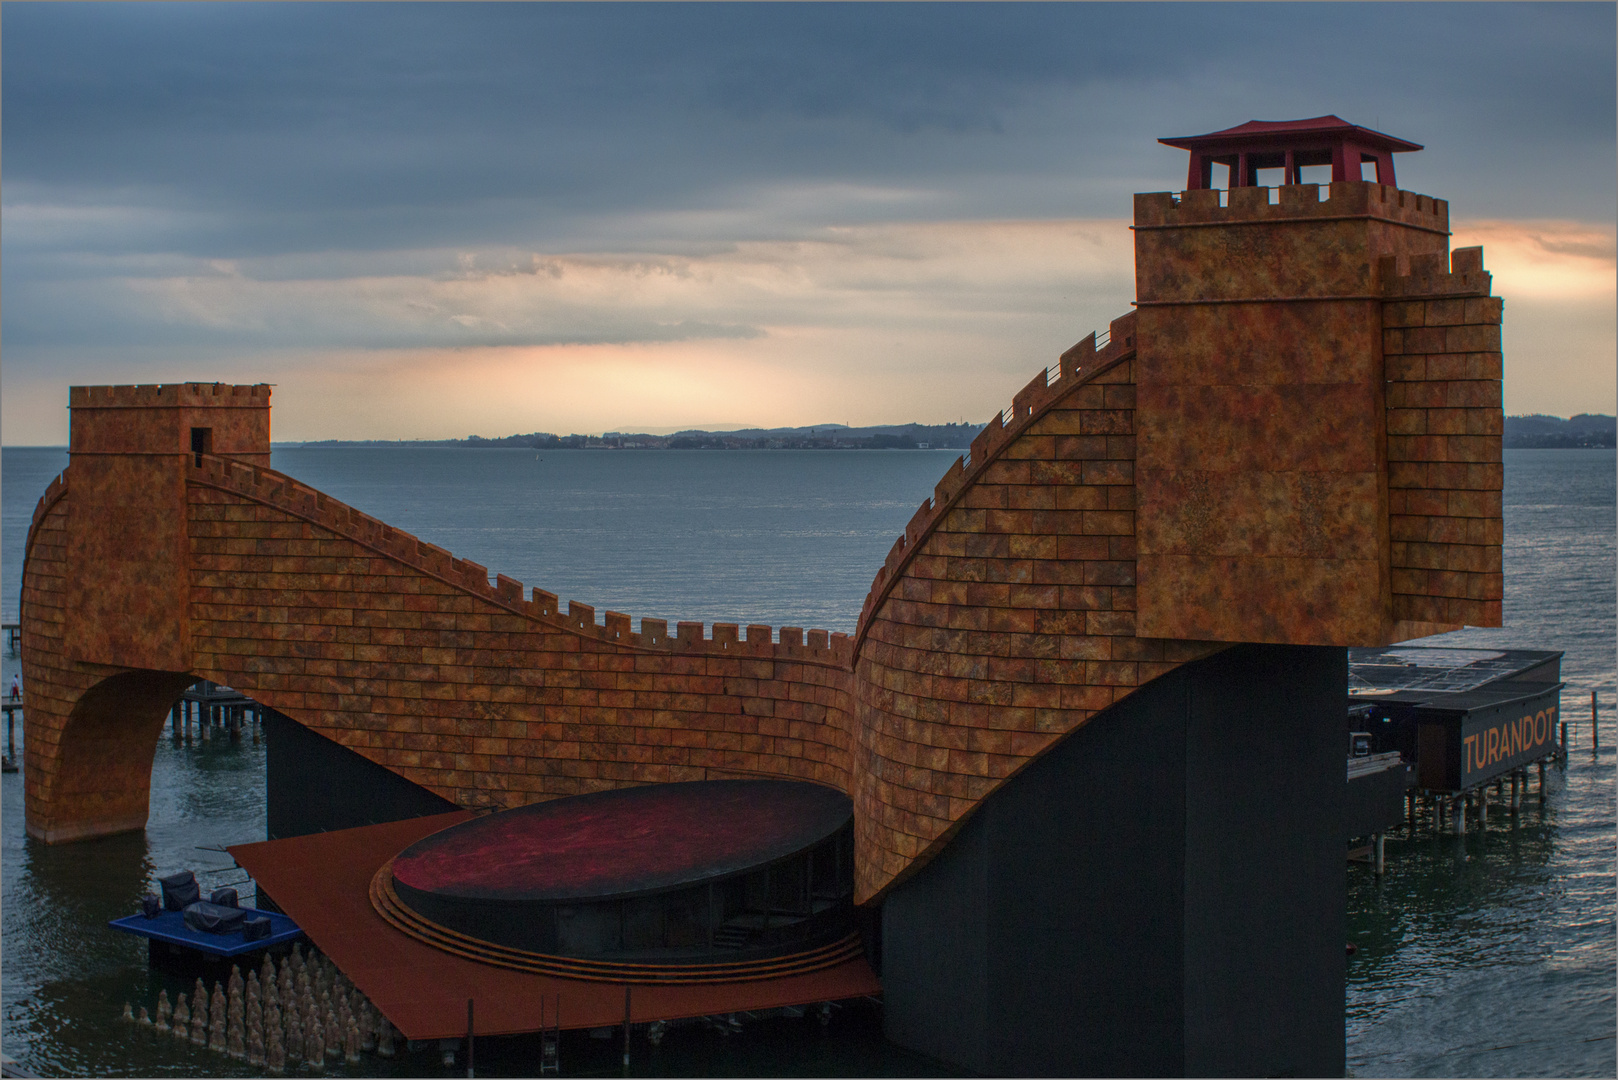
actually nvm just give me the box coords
[1346,752,1616,1077]
[3,447,1613,1076]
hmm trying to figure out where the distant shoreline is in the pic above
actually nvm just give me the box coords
[276,421,981,452]
[4,415,1612,452]
[277,412,1617,450]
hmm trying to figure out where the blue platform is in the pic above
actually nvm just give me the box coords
[108,908,303,957]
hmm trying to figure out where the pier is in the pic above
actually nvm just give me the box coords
[168,681,264,745]
[1345,647,1567,857]
[2,696,20,773]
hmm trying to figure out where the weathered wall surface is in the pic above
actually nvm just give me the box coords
[184,463,857,806]
[24,332,1212,902]
[1132,182,1452,646]
[848,318,1219,898]
[20,485,201,842]
[20,180,1504,903]
[22,456,857,844]
[1381,248,1505,629]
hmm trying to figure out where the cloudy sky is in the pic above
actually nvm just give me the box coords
[4,2,1613,444]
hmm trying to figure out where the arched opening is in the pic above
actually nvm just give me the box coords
[31,670,199,843]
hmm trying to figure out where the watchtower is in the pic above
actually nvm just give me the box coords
[1132,118,1502,646]
[65,383,271,671]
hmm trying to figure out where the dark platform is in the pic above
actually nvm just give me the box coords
[390,780,856,963]
[229,814,882,1039]
[108,908,302,957]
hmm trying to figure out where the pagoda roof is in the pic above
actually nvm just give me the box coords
[1160,115,1422,153]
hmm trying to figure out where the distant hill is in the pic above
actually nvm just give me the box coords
[280,414,1618,452]
[282,422,979,451]
[1503,414,1616,449]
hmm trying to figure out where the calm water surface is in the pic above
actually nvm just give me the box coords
[2,446,1613,1076]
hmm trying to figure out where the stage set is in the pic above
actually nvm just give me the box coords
[24,117,1508,1075]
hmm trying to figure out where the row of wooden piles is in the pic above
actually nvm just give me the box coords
[121,942,399,1073]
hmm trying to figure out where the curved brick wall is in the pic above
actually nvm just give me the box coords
[846,317,1218,898]
[19,486,203,841]
[21,465,856,842]
[20,181,1505,906]
[20,318,1202,902]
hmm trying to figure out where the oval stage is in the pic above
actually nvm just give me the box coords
[374,779,859,982]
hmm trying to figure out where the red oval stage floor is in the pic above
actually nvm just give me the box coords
[391,779,851,902]
[228,811,880,1040]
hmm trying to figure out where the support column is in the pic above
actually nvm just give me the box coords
[881,644,1345,1077]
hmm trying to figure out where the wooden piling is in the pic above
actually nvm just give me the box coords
[622,986,631,1076]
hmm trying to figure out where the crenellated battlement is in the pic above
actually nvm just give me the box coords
[853,312,1138,643]
[68,382,272,409]
[30,472,68,533]
[1133,181,1448,232]
[1380,246,1492,298]
[189,452,853,666]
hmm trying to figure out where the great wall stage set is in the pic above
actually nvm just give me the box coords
[18,118,1529,1076]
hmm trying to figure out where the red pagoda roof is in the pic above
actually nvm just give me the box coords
[1159,115,1421,189]
[1160,115,1422,153]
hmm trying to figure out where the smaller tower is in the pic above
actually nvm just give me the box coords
[65,383,271,670]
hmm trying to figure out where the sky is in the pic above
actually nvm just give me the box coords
[3,2,1614,444]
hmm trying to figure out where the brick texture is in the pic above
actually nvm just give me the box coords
[848,327,1219,897]
[1381,247,1505,630]
[20,179,1505,903]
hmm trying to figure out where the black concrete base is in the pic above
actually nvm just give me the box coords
[262,708,457,840]
[1345,760,1410,840]
[879,643,1346,1077]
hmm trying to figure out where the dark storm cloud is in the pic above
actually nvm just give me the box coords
[1,0,1613,399]
[5,2,1613,262]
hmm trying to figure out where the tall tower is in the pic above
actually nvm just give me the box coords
[1133,116,1502,646]
[64,383,271,671]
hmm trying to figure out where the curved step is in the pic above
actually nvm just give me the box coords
[369,865,863,984]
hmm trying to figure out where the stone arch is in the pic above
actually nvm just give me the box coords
[32,669,199,843]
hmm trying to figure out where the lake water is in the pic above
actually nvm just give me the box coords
[2,446,1613,1076]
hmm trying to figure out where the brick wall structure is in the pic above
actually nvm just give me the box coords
[1381,247,1505,628]
[20,178,1504,904]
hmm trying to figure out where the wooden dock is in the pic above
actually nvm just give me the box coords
[2,695,21,772]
